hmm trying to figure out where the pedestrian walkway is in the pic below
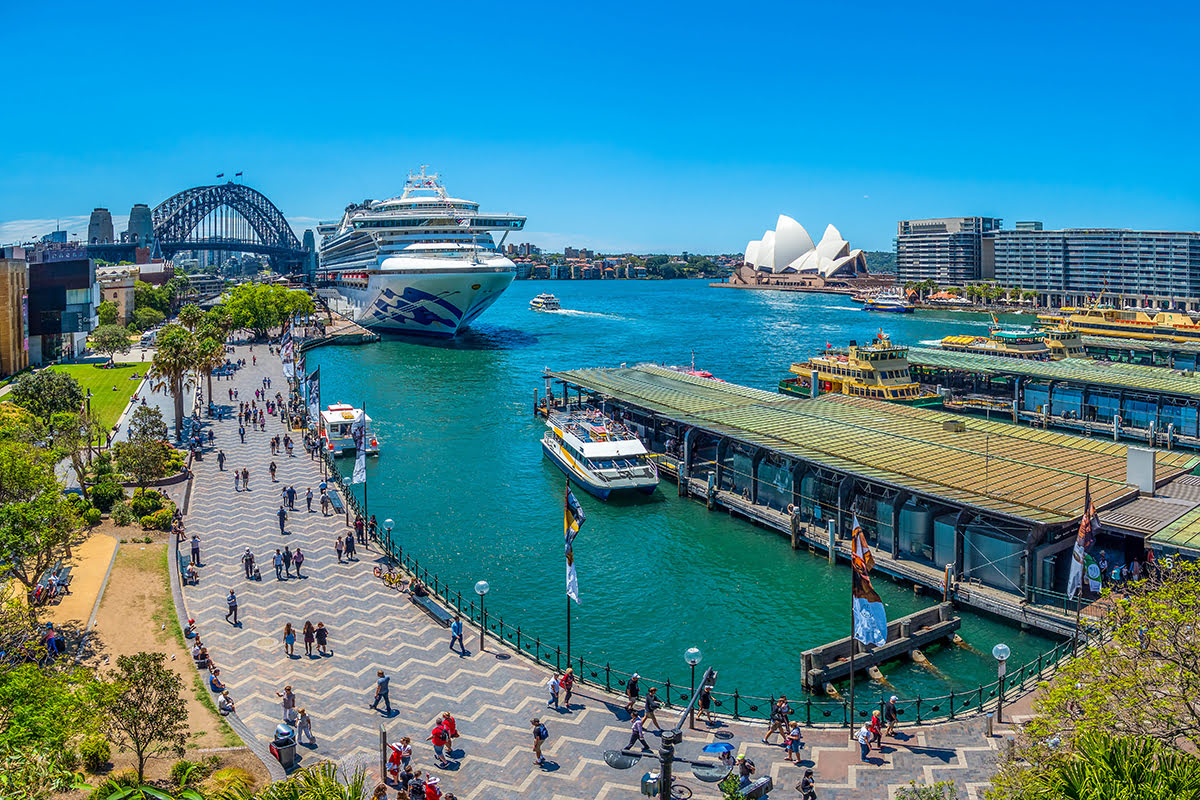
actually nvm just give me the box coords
[179,345,1021,799]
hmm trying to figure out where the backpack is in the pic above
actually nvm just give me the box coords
[536,724,549,741]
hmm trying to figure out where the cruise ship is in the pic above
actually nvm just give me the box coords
[316,167,526,337]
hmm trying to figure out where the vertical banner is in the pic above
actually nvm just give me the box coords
[851,516,888,646]
[1068,478,1099,598]
[281,321,295,380]
[306,367,320,428]
[565,486,585,603]
[351,409,367,484]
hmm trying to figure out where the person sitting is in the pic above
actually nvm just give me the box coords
[209,668,226,692]
[218,691,236,716]
[185,562,199,585]
[184,619,197,639]
[191,640,204,661]
[410,579,428,598]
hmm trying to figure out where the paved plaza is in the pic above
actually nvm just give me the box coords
[178,345,1028,799]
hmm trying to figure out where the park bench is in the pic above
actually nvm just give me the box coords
[32,559,71,605]
[411,593,453,628]
[327,490,346,515]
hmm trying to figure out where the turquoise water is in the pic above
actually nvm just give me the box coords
[308,280,1059,703]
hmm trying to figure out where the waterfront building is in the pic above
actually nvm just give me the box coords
[95,264,139,325]
[87,207,115,244]
[743,215,867,277]
[895,217,1003,284]
[25,244,97,363]
[0,247,30,376]
[988,227,1200,310]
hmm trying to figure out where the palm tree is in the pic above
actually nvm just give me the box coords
[194,336,226,406]
[149,324,198,440]
[219,762,367,800]
[177,303,204,332]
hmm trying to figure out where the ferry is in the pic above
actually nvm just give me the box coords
[530,293,561,311]
[939,328,1051,360]
[780,334,942,405]
[1036,305,1200,342]
[1041,324,1086,359]
[541,410,658,500]
[862,294,915,313]
[319,403,380,457]
[316,166,526,338]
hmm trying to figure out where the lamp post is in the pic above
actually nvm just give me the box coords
[992,643,1010,724]
[684,647,702,730]
[384,518,394,565]
[475,580,490,652]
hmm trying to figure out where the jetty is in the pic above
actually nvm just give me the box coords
[801,603,960,690]
[541,364,1200,637]
[296,301,379,351]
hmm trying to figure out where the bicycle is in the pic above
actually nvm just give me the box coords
[373,565,408,591]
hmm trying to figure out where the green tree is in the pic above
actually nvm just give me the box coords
[132,306,165,332]
[0,743,87,800]
[102,652,188,783]
[149,325,198,439]
[0,442,79,591]
[10,370,84,421]
[91,324,133,365]
[194,336,226,405]
[0,664,101,749]
[225,283,314,340]
[133,281,169,315]
[204,304,234,341]
[177,303,204,332]
[114,405,169,493]
[97,300,119,326]
[48,409,103,500]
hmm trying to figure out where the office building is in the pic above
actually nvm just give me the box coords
[989,227,1200,310]
[0,248,30,376]
[41,230,67,244]
[96,264,140,325]
[87,208,115,244]
[25,245,97,363]
[895,217,1003,284]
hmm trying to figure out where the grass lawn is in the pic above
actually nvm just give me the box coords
[49,362,144,428]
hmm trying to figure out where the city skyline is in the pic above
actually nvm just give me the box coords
[3,1,1198,254]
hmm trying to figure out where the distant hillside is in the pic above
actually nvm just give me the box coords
[865,250,896,274]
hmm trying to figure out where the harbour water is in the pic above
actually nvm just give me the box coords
[309,280,1060,700]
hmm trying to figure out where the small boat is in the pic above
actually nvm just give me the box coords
[863,294,915,313]
[319,403,380,457]
[542,410,658,500]
[530,293,561,311]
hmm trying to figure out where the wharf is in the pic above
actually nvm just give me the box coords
[543,364,1200,638]
[1081,334,1200,370]
[296,306,379,351]
[801,604,960,689]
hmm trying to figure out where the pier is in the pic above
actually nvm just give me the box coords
[296,300,380,351]
[801,603,961,689]
[542,364,1200,637]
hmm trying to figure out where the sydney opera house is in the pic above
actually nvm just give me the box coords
[742,215,867,277]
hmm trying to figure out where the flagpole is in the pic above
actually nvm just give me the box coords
[849,570,856,737]
[565,479,571,667]
[363,401,368,526]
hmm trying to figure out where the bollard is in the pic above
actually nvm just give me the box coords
[986,712,994,737]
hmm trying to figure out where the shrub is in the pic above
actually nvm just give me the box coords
[60,746,79,772]
[170,758,212,789]
[111,501,136,527]
[92,452,114,479]
[80,735,111,773]
[141,509,173,531]
[89,482,125,513]
[201,767,255,795]
[83,508,102,527]
[166,452,185,473]
[129,489,164,517]
[88,769,139,800]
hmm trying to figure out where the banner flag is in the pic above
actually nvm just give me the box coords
[1068,477,1099,598]
[306,367,320,429]
[565,486,586,604]
[351,410,367,484]
[851,516,888,646]
[281,323,295,380]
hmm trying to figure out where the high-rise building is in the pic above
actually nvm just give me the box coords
[302,229,318,283]
[87,208,114,244]
[124,203,153,245]
[0,247,30,376]
[895,217,1003,284]
[989,228,1200,310]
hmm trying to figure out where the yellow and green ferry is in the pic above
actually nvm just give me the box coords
[779,334,942,406]
[1037,306,1200,342]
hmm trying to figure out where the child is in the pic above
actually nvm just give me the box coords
[785,722,802,762]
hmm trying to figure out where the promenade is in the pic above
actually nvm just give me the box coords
[179,345,1027,799]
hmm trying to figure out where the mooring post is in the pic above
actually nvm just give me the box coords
[790,512,801,550]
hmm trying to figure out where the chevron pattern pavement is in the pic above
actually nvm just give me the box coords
[179,344,1018,799]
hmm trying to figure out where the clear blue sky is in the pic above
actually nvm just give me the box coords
[2,0,1197,253]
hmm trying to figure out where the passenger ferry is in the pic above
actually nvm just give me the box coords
[316,166,526,338]
[319,404,380,457]
[862,294,915,313]
[530,293,561,311]
[1036,306,1200,342]
[780,334,942,405]
[541,411,658,500]
[939,327,1051,360]
[1041,324,1086,359]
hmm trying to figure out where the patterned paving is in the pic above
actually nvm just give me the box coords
[179,345,1021,799]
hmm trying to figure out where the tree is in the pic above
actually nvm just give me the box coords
[177,303,204,332]
[225,283,314,340]
[97,301,119,326]
[132,306,165,332]
[102,652,187,783]
[0,664,101,749]
[48,409,103,500]
[149,324,198,439]
[194,335,226,404]
[91,324,132,365]
[133,281,169,315]
[114,406,169,493]
[0,442,79,592]
[10,370,84,421]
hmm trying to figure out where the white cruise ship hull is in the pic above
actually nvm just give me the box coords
[330,257,515,338]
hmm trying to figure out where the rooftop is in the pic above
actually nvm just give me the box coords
[546,365,1200,527]
[1081,334,1200,355]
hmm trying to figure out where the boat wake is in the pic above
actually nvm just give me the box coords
[549,309,625,320]
[918,338,943,346]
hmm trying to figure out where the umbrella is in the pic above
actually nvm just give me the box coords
[701,742,735,754]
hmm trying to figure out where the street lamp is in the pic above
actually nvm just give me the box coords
[384,518,395,565]
[475,580,490,652]
[684,647,702,730]
[992,643,1010,724]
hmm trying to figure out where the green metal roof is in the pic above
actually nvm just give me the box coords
[907,347,1200,399]
[548,364,1200,527]
[1082,335,1200,355]
[1150,507,1200,556]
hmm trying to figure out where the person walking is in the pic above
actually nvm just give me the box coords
[355,516,365,543]
[884,695,899,736]
[428,719,451,768]
[344,533,356,560]
[869,709,883,750]
[370,670,392,714]
[287,485,296,510]
[217,450,226,471]
[856,723,871,761]
[277,505,287,535]
[785,721,802,762]
[239,425,245,443]
[626,711,650,751]
[241,547,255,579]
[282,546,293,577]
[449,615,464,654]
[293,547,305,577]
[242,467,250,491]
[306,487,314,512]
[270,461,278,482]
[303,621,315,656]
[273,549,285,580]
[698,683,716,727]
[225,589,238,625]
[531,718,548,765]
[547,674,561,709]
[335,536,345,563]
[234,471,241,492]
[624,673,641,714]
[643,687,664,733]
[798,768,817,800]
[276,685,297,724]
[320,493,330,516]
[764,696,790,744]
[560,668,575,707]
[283,622,296,656]
[315,622,329,655]
[296,708,316,745]
[190,535,201,566]
[439,712,459,754]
